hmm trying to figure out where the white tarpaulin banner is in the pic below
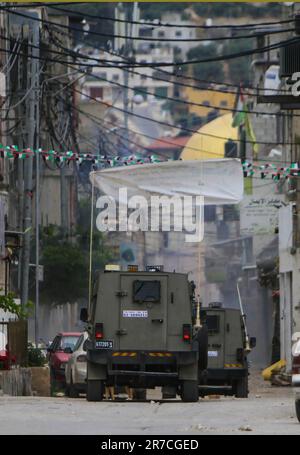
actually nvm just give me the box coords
[90,159,243,205]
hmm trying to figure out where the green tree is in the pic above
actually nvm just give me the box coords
[0,291,33,319]
[39,199,114,304]
[187,44,224,82]
[223,38,255,86]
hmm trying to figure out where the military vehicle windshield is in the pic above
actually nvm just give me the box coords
[133,280,161,303]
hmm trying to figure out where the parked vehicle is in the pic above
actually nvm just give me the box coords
[65,332,88,398]
[0,346,16,370]
[47,332,81,391]
[292,334,300,422]
[81,266,208,402]
[198,304,256,398]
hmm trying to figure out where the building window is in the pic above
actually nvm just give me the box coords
[139,27,153,38]
[154,86,168,98]
[223,205,239,222]
[112,74,119,81]
[134,87,147,100]
[90,87,103,99]
[204,205,216,222]
[175,31,182,37]
[95,72,107,80]
[220,100,228,107]
[158,31,165,38]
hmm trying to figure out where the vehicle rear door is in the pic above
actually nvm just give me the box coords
[118,274,168,351]
[204,310,225,368]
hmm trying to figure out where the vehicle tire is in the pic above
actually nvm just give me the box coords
[197,324,208,371]
[296,399,300,423]
[86,380,104,402]
[235,376,248,398]
[69,374,79,399]
[133,388,147,400]
[181,380,199,402]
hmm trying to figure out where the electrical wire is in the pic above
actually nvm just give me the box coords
[1,66,44,112]
[2,29,287,117]
[3,7,299,68]
[71,85,300,148]
[1,33,23,75]
[48,25,294,97]
[8,31,295,120]
[64,93,294,164]
[3,6,294,43]
[1,33,296,70]
[48,70,298,157]
[32,2,295,30]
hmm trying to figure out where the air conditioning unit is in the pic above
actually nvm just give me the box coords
[279,42,300,77]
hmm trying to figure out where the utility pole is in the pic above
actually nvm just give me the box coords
[17,28,25,294]
[60,158,68,236]
[21,17,40,320]
[117,3,139,153]
[122,3,130,151]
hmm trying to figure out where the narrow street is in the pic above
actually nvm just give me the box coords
[0,373,299,435]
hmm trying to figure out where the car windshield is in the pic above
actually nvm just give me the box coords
[73,334,84,352]
[59,336,80,351]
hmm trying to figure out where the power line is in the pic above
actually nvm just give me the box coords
[0,31,286,101]
[42,3,295,30]
[72,85,299,148]
[41,50,300,149]
[4,7,299,68]
[16,31,294,117]
[59,30,290,96]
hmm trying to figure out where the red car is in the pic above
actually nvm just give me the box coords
[47,332,81,391]
[0,346,16,370]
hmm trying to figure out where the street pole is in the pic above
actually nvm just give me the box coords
[123,4,130,152]
[35,135,39,347]
[21,19,39,314]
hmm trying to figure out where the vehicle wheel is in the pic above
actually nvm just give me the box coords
[69,374,79,399]
[181,380,199,402]
[133,388,147,400]
[296,399,300,423]
[87,380,104,401]
[197,325,208,371]
[235,376,248,398]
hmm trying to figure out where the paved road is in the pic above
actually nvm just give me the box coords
[0,384,299,435]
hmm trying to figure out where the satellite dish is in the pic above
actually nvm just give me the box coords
[132,94,144,105]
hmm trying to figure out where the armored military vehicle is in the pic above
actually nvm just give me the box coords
[81,266,208,402]
[198,303,256,398]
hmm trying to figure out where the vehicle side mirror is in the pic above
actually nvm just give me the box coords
[250,337,256,349]
[80,308,88,322]
[64,347,73,354]
[47,347,53,353]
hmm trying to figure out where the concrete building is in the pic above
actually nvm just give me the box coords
[79,47,174,105]
[137,12,199,58]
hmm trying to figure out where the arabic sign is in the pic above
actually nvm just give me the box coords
[240,196,285,235]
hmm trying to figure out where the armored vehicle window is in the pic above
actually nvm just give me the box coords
[133,280,160,303]
[205,315,220,334]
